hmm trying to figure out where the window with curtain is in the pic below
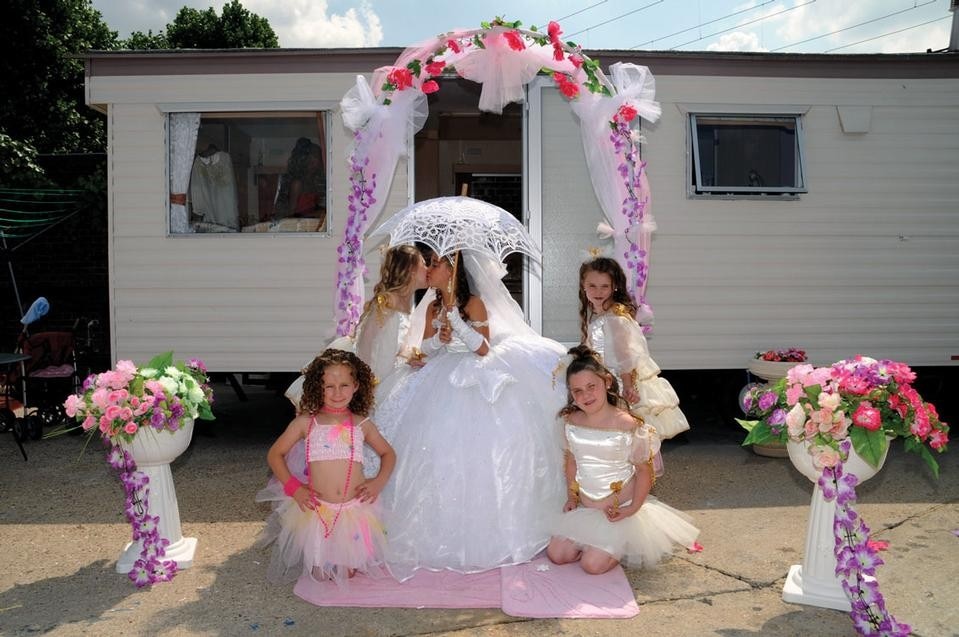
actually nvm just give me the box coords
[169,111,331,234]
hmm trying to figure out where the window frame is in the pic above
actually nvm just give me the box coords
[164,105,335,236]
[688,112,808,198]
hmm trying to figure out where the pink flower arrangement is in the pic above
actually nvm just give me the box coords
[63,351,214,444]
[740,355,949,476]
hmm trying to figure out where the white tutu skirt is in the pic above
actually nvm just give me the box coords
[256,480,387,585]
[551,495,699,568]
[375,335,568,581]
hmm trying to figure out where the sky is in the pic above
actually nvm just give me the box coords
[91,0,955,53]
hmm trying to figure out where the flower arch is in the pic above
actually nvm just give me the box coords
[334,17,661,337]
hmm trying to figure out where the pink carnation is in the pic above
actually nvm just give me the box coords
[81,415,96,431]
[785,383,804,406]
[886,361,916,385]
[64,394,83,418]
[786,364,815,385]
[91,388,110,410]
[929,429,949,450]
[910,407,931,439]
[852,402,882,431]
[105,405,123,421]
[99,415,112,434]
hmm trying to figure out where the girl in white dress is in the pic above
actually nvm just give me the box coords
[579,257,689,440]
[547,346,699,574]
[375,248,568,581]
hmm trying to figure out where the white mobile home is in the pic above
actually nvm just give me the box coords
[84,49,959,372]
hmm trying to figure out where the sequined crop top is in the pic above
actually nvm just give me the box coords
[306,416,367,464]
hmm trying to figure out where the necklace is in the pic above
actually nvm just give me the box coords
[304,415,356,538]
[320,405,350,414]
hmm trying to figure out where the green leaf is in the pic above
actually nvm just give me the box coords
[481,21,491,29]
[406,59,421,77]
[805,384,822,402]
[850,427,888,469]
[145,351,174,370]
[530,25,539,32]
[473,34,486,49]
[734,418,758,433]
[918,444,940,479]
[741,422,778,447]
[382,98,392,106]
[198,403,215,421]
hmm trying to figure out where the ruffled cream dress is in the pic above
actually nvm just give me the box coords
[586,306,690,439]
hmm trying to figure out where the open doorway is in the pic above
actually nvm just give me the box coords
[414,78,525,304]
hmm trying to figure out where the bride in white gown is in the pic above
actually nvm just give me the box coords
[375,248,567,581]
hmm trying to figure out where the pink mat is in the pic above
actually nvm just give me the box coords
[293,556,639,619]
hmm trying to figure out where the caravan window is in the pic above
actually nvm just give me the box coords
[689,114,806,196]
[169,111,331,234]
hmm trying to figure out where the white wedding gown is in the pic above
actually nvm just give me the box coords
[375,279,568,580]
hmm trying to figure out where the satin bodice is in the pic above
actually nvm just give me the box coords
[586,314,619,375]
[566,423,637,501]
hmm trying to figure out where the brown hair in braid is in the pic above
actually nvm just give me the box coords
[299,349,374,416]
[577,257,637,342]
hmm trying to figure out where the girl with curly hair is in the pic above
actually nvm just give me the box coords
[259,349,396,584]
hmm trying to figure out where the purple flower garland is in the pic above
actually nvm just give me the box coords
[609,107,652,331]
[335,130,378,336]
[106,444,177,588]
[819,440,911,636]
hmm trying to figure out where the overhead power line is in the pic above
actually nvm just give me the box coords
[631,0,777,49]
[552,0,609,24]
[825,14,952,52]
[669,0,817,50]
[566,0,666,38]
[771,0,938,51]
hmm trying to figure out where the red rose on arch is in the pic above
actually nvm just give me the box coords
[421,80,440,94]
[503,30,526,51]
[387,67,414,91]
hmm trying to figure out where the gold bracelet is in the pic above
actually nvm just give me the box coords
[567,480,580,505]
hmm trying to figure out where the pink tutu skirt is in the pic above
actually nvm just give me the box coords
[256,480,387,584]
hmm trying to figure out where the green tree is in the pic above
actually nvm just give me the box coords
[122,0,279,50]
[0,0,117,166]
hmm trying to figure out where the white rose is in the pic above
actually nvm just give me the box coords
[164,366,182,379]
[786,403,807,439]
[818,391,841,411]
[140,367,158,379]
[159,376,178,396]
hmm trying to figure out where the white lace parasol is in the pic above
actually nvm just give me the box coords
[367,196,540,262]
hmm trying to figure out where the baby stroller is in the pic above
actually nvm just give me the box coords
[0,298,80,454]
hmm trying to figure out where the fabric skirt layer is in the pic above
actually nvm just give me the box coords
[551,495,699,568]
[629,371,690,440]
[256,484,387,585]
[375,335,568,581]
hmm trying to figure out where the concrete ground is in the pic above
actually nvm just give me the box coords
[1,379,956,636]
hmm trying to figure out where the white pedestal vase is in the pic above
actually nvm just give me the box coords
[115,419,197,572]
[782,438,889,610]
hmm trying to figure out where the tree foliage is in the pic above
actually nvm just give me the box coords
[123,0,279,50]
[0,0,117,163]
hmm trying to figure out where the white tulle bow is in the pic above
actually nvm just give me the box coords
[608,62,661,124]
[340,75,378,132]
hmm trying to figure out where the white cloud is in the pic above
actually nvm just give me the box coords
[707,31,768,52]
[245,0,383,47]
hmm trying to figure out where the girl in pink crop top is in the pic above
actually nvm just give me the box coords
[260,349,396,584]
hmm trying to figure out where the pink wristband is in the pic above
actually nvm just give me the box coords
[283,476,303,497]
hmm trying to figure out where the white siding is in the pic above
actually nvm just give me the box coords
[100,74,407,371]
[540,76,959,369]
